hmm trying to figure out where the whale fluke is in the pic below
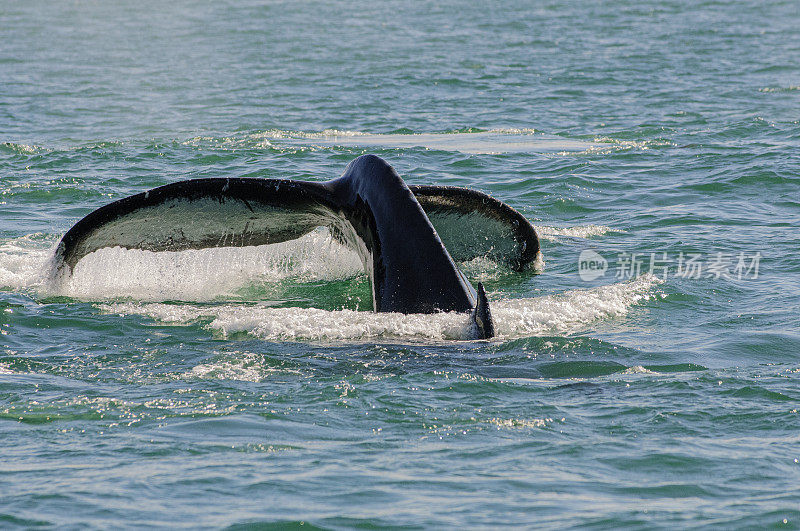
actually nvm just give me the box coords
[410,186,539,271]
[55,155,540,338]
[471,282,495,339]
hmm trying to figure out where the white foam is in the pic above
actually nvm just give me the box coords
[99,275,662,342]
[459,256,509,281]
[185,351,303,382]
[254,128,369,140]
[486,417,551,429]
[535,224,618,241]
[622,365,656,374]
[459,250,544,280]
[490,274,661,338]
[487,128,539,135]
[101,302,473,341]
[586,137,673,154]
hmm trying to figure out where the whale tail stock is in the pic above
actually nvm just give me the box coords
[56,154,540,339]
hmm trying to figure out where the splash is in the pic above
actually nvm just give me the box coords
[460,251,545,281]
[58,228,362,302]
[0,234,57,292]
[2,230,661,342]
[490,274,662,338]
[99,302,473,341]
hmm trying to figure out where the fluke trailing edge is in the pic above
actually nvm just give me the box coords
[55,155,540,339]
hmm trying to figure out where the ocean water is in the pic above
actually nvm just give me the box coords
[2,0,799,527]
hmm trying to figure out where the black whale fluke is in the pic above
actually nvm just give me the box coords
[471,282,495,340]
[55,154,540,339]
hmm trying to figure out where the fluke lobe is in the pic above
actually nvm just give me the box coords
[56,155,540,339]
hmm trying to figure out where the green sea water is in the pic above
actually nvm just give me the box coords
[2,0,799,528]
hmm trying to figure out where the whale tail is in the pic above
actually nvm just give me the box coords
[471,282,495,339]
[55,155,537,337]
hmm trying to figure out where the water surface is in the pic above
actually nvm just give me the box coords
[2,0,799,528]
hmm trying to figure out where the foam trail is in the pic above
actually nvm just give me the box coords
[185,129,599,154]
[100,275,662,341]
[535,224,618,241]
[491,274,661,338]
